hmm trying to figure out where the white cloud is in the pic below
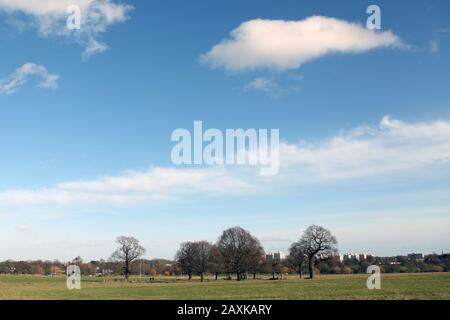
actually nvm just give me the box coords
[83,37,108,58]
[15,224,32,232]
[0,167,256,207]
[0,0,132,57]
[429,27,450,54]
[430,39,440,53]
[244,77,279,92]
[279,116,450,181]
[0,63,59,94]
[0,116,449,209]
[202,16,402,71]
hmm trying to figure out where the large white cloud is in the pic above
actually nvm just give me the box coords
[279,116,450,181]
[202,16,402,71]
[0,167,256,207]
[0,62,59,94]
[0,116,449,208]
[0,0,132,57]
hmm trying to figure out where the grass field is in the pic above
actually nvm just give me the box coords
[0,273,449,300]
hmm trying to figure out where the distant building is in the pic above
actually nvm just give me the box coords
[274,252,285,261]
[101,269,113,276]
[343,253,358,261]
[408,253,424,261]
[338,252,372,262]
[266,251,284,262]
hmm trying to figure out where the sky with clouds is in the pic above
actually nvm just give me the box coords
[0,0,449,261]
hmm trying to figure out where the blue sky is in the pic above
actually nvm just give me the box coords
[0,0,449,261]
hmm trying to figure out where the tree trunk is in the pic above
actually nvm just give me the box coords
[253,273,256,279]
[215,273,218,280]
[236,272,240,281]
[188,273,192,280]
[125,261,129,281]
[200,272,204,282]
[308,257,314,279]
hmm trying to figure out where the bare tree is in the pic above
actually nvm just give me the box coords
[211,245,225,280]
[192,241,213,282]
[299,225,338,279]
[176,241,213,282]
[111,236,145,281]
[217,227,265,281]
[287,241,307,278]
[248,254,265,280]
[175,242,196,280]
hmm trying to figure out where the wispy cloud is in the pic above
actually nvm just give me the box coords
[0,116,449,210]
[0,167,256,207]
[0,63,59,95]
[244,77,279,93]
[429,27,450,54]
[15,224,32,232]
[201,16,402,72]
[430,39,440,53]
[0,0,132,57]
[243,76,302,96]
[279,116,450,181]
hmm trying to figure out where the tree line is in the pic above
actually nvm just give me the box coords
[97,225,338,281]
[1,225,448,280]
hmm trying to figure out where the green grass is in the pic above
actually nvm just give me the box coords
[0,273,449,300]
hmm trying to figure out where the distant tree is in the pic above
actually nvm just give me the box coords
[287,241,307,278]
[342,266,353,274]
[111,236,145,281]
[211,245,225,280]
[5,261,16,274]
[281,266,290,275]
[248,254,265,280]
[175,242,196,280]
[51,265,62,275]
[176,241,213,282]
[260,257,273,276]
[317,261,332,274]
[217,227,265,281]
[72,256,83,265]
[169,262,181,276]
[271,259,281,280]
[31,264,45,275]
[299,225,338,279]
[192,241,213,282]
